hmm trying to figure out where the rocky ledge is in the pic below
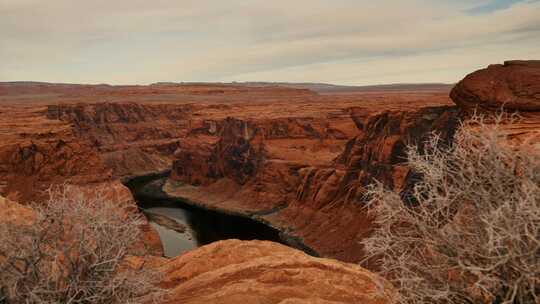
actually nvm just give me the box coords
[129,239,395,304]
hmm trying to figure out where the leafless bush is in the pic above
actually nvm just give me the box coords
[362,114,540,304]
[0,185,164,304]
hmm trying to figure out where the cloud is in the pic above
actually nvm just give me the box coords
[0,0,539,84]
[465,0,530,14]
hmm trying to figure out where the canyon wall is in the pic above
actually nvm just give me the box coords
[0,102,191,202]
[166,105,461,261]
[0,104,112,202]
[48,102,192,179]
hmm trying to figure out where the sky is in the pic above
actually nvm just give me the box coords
[1,0,539,85]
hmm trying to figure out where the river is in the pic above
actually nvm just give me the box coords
[126,175,284,257]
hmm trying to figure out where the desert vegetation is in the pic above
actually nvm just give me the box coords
[0,186,163,304]
[362,114,540,303]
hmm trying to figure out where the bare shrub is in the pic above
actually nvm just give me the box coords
[362,114,540,304]
[0,185,164,304]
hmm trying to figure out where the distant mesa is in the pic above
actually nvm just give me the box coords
[451,60,540,111]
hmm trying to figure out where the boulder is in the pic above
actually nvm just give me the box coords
[450,60,540,111]
[147,239,395,304]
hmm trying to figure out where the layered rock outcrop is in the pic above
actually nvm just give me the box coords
[48,102,191,179]
[270,106,460,260]
[451,60,540,145]
[131,239,395,304]
[0,133,112,202]
[450,60,540,111]
[0,102,163,252]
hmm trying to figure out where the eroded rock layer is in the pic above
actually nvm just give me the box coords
[0,106,112,202]
[48,102,191,178]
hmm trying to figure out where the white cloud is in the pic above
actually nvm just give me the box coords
[0,0,538,84]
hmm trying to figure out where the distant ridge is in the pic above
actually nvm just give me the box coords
[1,81,453,94]
[151,81,454,93]
[230,82,454,93]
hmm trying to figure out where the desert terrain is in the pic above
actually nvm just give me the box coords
[1,60,539,303]
[0,80,454,256]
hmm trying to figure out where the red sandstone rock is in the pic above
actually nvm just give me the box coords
[0,138,112,202]
[0,195,35,225]
[451,60,540,146]
[450,60,540,111]
[136,239,395,304]
[49,102,190,178]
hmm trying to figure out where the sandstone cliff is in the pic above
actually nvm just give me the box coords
[0,106,112,202]
[48,102,191,179]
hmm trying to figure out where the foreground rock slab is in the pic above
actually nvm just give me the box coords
[0,195,34,224]
[143,239,395,304]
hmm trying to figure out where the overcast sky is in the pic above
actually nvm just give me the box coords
[1,0,539,85]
